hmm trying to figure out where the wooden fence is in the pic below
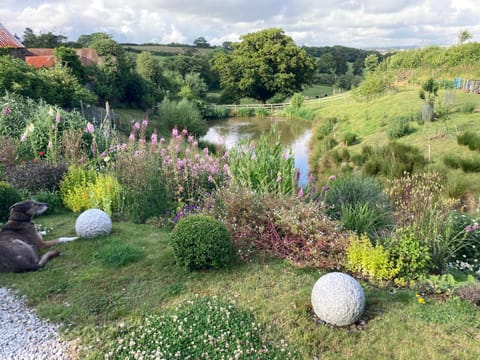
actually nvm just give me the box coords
[211,93,350,112]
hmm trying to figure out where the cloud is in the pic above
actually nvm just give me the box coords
[1,0,480,48]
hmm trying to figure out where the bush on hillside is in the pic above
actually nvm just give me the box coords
[386,116,415,139]
[158,98,207,137]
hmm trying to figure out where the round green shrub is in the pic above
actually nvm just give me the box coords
[170,214,232,270]
[0,181,22,223]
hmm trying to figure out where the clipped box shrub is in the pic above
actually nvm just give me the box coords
[170,214,233,271]
[0,181,22,223]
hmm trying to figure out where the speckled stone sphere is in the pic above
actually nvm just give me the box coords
[75,209,112,238]
[311,272,365,326]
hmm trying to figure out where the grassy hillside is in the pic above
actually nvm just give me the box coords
[307,86,480,201]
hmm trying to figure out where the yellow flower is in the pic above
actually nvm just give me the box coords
[416,296,425,304]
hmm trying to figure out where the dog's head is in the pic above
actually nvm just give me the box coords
[9,200,49,219]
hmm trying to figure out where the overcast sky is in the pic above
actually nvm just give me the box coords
[1,0,479,48]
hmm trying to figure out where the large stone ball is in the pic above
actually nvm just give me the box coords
[75,209,112,238]
[311,272,365,326]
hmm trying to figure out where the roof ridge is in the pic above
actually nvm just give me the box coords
[0,21,24,48]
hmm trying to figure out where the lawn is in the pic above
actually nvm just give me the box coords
[1,212,479,359]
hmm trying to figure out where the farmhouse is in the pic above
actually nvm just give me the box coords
[0,21,100,67]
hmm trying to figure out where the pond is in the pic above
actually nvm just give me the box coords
[201,116,312,186]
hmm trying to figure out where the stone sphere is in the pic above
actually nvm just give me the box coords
[75,209,112,238]
[311,272,365,326]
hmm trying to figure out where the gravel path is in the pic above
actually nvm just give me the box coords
[0,287,75,360]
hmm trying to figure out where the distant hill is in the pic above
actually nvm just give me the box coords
[122,44,215,56]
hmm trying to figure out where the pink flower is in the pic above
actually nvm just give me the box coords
[466,225,473,233]
[203,147,209,155]
[55,112,61,124]
[208,175,214,183]
[297,187,304,198]
[328,175,336,181]
[277,175,282,183]
[160,137,166,144]
[188,135,194,144]
[473,222,479,231]
[151,131,158,145]
[3,106,10,116]
[85,122,95,134]
[134,122,140,130]
[142,119,148,128]
[182,128,188,136]
[172,127,178,137]
[129,132,135,141]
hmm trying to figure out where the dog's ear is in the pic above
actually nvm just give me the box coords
[8,200,33,213]
[9,201,25,213]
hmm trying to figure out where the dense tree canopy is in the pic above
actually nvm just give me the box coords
[22,28,67,48]
[211,28,315,103]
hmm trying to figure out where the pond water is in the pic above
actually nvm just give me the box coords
[201,116,312,186]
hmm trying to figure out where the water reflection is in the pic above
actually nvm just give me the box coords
[202,116,312,185]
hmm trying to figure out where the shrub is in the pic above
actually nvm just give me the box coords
[170,215,233,270]
[386,116,415,139]
[0,181,22,223]
[204,185,348,270]
[443,154,480,172]
[228,126,297,195]
[60,166,121,215]
[255,107,269,117]
[323,175,392,236]
[103,297,293,359]
[457,131,480,151]
[387,227,430,279]
[447,211,480,273]
[236,107,255,117]
[315,117,337,141]
[6,161,68,193]
[158,98,207,137]
[345,233,400,284]
[458,102,476,114]
[361,142,426,178]
[283,105,315,121]
[342,132,358,145]
[96,242,145,268]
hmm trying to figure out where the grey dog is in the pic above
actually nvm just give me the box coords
[0,200,78,272]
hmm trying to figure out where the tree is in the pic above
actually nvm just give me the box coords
[316,53,336,74]
[211,28,315,103]
[54,46,86,83]
[22,28,67,48]
[76,32,111,48]
[364,54,379,73]
[193,37,210,48]
[458,30,473,45]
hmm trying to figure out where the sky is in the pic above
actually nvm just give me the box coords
[1,0,479,49]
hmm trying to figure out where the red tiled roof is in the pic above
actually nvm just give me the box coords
[25,55,55,68]
[0,22,24,48]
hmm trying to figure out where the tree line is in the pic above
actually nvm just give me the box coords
[2,27,382,110]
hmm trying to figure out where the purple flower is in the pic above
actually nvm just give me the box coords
[3,106,10,116]
[466,225,473,233]
[296,169,301,182]
[55,112,61,124]
[323,186,330,192]
[85,122,95,134]
[328,175,336,181]
[473,222,479,230]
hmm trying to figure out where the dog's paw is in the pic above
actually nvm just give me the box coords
[59,236,79,243]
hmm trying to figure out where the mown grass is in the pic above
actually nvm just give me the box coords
[1,212,479,359]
